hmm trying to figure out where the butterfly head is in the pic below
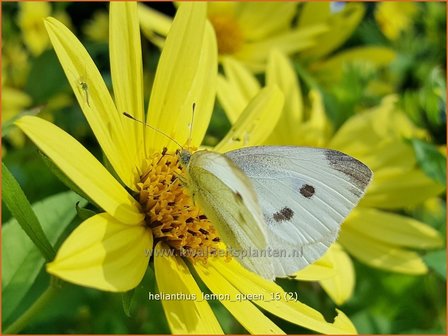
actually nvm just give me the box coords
[178,149,192,167]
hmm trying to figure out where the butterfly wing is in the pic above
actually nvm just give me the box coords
[226,146,372,277]
[187,150,275,279]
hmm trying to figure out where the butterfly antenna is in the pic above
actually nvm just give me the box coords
[187,103,196,150]
[123,112,183,149]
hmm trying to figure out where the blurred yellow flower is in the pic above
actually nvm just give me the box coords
[297,2,364,60]
[217,52,444,305]
[16,3,355,334]
[1,40,69,149]
[83,11,109,42]
[17,2,50,56]
[3,4,73,151]
[17,2,72,56]
[2,87,32,119]
[2,42,30,87]
[2,87,32,148]
[2,42,31,149]
[375,2,419,40]
[297,2,396,85]
[138,2,327,72]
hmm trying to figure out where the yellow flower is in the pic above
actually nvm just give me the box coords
[2,42,31,148]
[2,87,32,119]
[296,2,397,86]
[17,2,72,56]
[2,41,30,87]
[138,2,328,72]
[217,52,444,305]
[297,2,365,60]
[1,87,32,148]
[17,2,51,56]
[375,2,419,40]
[83,11,109,42]
[1,42,60,149]
[16,3,356,334]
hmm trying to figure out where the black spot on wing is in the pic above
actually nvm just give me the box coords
[273,207,294,222]
[325,149,372,193]
[300,184,315,198]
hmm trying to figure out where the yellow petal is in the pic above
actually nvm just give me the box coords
[235,25,327,73]
[375,2,419,40]
[311,46,396,83]
[44,17,137,189]
[215,86,284,152]
[235,3,297,40]
[16,116,143,225]
[1,87,32,115]
[339,225,428,274]
[293,250,336,281]
[329,96,426,158]
[47,213,151,292]
[288,90,332,147]
[210,258,357,334]
[154,243,223,334]
[216,75,249,124]
[319,244,355,305]
[350,139,415,174]
[344,208,443,249]
[207,2,236,17]
[146,3,212,153]
[182,23,218,149]
[219,57,261,123]
[299,3,365,59]
[194,262,284,334]
[110,2,145,163]
[297,2,331,27]
[265,50,305,144]
[361,168,445,209]
[138,3,171,43]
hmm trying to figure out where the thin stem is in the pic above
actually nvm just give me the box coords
[4,280,59,334]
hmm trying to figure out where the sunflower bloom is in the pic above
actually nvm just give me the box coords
[138,2,327,72]
[16,3,356,334]
[216,52,444,305]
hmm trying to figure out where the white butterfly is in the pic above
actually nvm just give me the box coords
[123,112,372,279]
[180,146,372,280]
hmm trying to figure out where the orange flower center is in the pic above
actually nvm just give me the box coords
[137,149,221,261]
[209,14,244,55]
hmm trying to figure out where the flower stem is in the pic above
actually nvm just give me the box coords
[4,280,59,334]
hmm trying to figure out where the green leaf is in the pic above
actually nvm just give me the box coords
[2,191,87,323]
[2,163,55,261]
[410,138,446,185]
[121,288,137,317]
[25,49,68,104]
[423,250,446,279]
[121,267,158,318]
[75,202,97,221]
